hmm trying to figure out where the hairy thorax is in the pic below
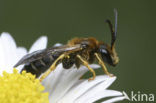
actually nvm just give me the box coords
[67,37,99,63]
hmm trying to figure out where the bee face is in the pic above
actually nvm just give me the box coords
[99,44,119,66]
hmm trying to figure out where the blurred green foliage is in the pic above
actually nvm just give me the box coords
[0,0,156,102]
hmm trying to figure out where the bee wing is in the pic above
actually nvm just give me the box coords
[14,49,46,67]
[14,44,81,67]
[48,44,81,54]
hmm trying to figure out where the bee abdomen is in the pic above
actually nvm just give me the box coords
[21,52,62,78]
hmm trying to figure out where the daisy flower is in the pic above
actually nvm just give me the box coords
[0,32,128,103]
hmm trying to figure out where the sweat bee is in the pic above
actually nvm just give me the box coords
[14,9,119,82]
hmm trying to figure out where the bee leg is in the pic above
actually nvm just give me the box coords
[94,53,114,77]
[77,55,96,81]
[39,53,66,82]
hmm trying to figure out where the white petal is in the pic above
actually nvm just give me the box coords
[29,36,47,53]
[0,32,17,74]
[16,47,27,60]
[102,96,126,103]
[15,47,27,71]
[42,64,64,96]
[0,38,5,74]
[59,76,116,103]
[75,76,116,102]
[76,90,123,103]
[58,75,110,103]
[44,65,89,103]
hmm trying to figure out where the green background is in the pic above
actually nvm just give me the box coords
[0,0,155,102]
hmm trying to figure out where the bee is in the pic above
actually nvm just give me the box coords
[14,9,119,82]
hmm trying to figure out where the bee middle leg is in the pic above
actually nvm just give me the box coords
[39,53,66,82]
[76,54,96,81]
[94,53,114,77]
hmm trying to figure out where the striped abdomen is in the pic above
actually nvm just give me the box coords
[20,52,62,78]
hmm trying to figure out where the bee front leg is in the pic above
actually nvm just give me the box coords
[39,53,66,82]
[77,55,96,81]
[94,53,114,77]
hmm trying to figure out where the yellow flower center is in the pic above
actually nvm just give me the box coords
[0,69,49,103]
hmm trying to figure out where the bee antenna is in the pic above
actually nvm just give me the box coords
[105,8,118,49]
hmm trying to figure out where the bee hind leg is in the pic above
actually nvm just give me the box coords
[76,55,96,81]
[39,53,66,82]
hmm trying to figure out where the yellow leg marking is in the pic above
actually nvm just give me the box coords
[95,53,114,77]
[77,55,96,81]
[39,54,66,82]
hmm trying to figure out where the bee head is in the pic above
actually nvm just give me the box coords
[99,44,119,66]
[99,9,119,66]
